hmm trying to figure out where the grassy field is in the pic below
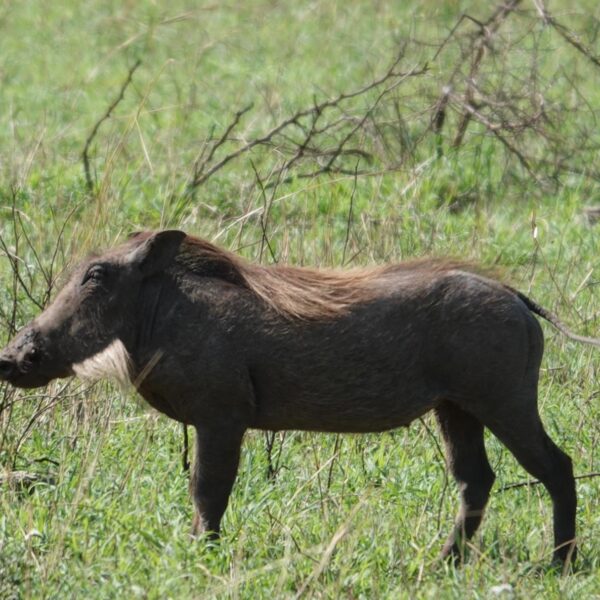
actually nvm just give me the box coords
[1,1,600,597]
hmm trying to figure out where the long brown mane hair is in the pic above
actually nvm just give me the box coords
[168,234,486,320]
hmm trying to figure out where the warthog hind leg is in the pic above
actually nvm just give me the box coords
[435,401,496,563]
[480,399,577,567]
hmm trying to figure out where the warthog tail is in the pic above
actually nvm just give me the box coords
[509,287,600,348]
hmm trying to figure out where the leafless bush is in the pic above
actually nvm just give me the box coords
[186,56,429,198]
[175,0,600,201]
[430,0,600,186]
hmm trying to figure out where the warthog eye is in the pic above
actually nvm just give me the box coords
[25,348,40,363]
[82,265,106,286]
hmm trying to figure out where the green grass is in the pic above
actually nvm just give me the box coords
[1,1,600,597]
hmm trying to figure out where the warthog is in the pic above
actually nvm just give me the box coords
[0,230,597,566]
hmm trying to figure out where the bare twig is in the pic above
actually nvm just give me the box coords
[82,59,142,192]
[250,160,278,264]
[420,417,450,531]
[533,0,600,70]
[325,434,343,493]
[449,93,539,181]
[190,103,253,192]
[10,381,80,468]
[342,163,360,266]
[185,58,428,193]
[446,1,523,149]
[182,424,190,473]
[499,471,600,492]
[264,430,287,480]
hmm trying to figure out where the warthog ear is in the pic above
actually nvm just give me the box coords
[127,230,186,277]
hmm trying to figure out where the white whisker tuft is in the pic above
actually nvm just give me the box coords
[73,339,132,386]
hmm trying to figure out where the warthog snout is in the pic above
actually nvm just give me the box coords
[0,328,52,388]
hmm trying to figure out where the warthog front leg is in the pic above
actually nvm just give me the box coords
[190,424,245,538]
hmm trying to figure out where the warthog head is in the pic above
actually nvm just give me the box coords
[0,231,185,388]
